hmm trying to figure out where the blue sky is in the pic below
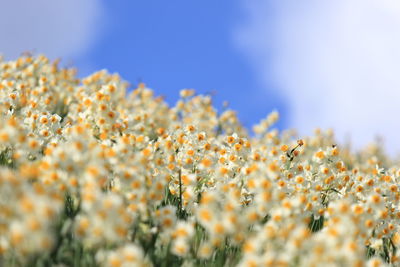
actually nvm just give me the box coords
[75,0,286,130]
[2,0,400,153]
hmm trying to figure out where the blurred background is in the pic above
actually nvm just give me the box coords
[1,0,400,154]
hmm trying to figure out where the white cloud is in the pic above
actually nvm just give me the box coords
[235,0,400,153]
[0,0,104,61]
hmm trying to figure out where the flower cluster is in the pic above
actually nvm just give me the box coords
[0,55,399,266]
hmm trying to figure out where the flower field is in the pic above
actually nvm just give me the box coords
[1,55,400,266]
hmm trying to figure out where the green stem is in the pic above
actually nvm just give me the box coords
[178,169,183,217]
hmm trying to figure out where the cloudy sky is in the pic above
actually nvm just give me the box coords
[2,0,400,154]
